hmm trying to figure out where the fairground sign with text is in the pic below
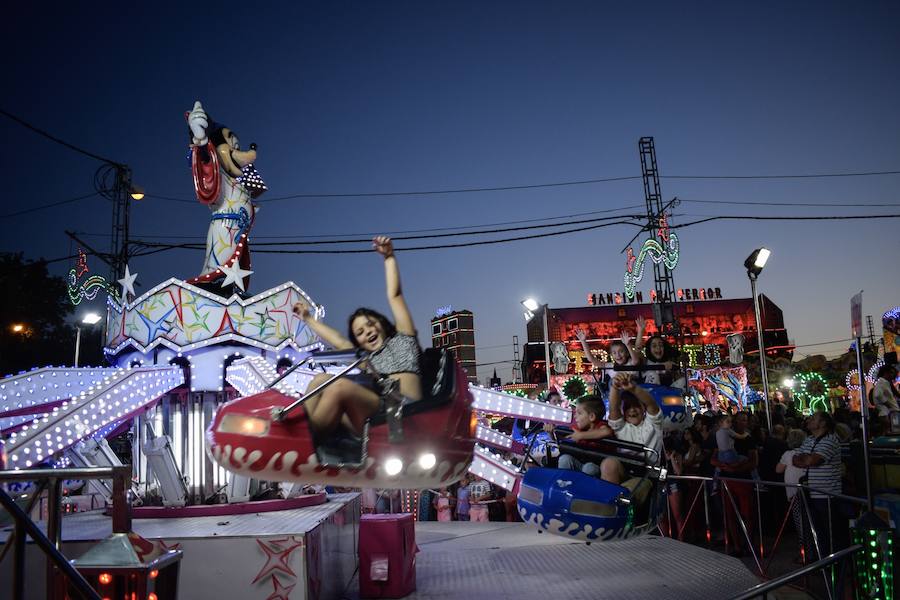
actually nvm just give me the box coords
[589,287,723,306]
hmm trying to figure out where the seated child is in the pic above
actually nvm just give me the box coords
[553,395,614,478]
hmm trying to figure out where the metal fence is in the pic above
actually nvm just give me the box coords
[661,473,868,599]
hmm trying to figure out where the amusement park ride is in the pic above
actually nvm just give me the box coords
[1,100,687,533]
[0,103,697,561]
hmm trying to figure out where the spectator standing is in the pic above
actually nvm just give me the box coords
[711,412,758,556]
[468,477,492,523]
[873,365,899,431]
[792,411,846,558]
[456,475,471,521]
[434,487,455,522]
[776,428,808,560]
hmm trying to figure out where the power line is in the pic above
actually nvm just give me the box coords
[665,170,900,180]
[144,168,900,204]
[0,108,123,167]
[0,192,99,219]
[680,198,900,208]
[791,338,854,349]
[672,213,900,229]
[242,213,644,246]
[128,212,900,256]
[132,218,641,255]
[76,204,647,241]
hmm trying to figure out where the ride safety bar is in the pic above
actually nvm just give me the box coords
[272,353,368,422]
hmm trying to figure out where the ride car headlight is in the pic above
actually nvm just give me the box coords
[217,414,270,436]
[385,457,403,476]
[418,453,436,470]
[662,395,684,406]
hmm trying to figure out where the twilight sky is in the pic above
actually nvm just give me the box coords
[2,1,898,382]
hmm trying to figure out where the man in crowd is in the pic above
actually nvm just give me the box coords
[792,411,846,557]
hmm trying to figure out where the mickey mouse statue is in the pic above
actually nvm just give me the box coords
[185,100,267,295]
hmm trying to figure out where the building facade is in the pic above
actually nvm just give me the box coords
[431,309,477,383]
[523,295,792,385]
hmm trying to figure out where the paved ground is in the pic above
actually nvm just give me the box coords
[343,522,762,600]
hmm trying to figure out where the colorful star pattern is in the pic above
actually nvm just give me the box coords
[105,279,318,355]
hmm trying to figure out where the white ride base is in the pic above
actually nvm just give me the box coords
[0,493,360,600]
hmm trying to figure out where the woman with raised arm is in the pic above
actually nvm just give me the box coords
[292,236,422,436]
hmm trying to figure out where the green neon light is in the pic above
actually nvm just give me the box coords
[623,232,679,299]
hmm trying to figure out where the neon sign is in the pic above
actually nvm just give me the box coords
[67,249,119,306]
[624,213,680,300]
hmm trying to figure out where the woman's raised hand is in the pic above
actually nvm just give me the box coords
[574,328,587,342]
[292,299,313,321]
[373,236,394,258]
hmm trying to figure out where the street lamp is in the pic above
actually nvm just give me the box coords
[522,298,552,390]
[11,323,25,334]
[745,247,773,430]
[75,312,103,368]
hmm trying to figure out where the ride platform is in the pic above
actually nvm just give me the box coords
[348,521,761,600]
[0,493,359,600]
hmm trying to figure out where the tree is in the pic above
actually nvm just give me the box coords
[0,253,87,375]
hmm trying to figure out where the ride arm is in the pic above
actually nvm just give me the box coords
[374,237,415,336]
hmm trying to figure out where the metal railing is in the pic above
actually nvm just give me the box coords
[660,473,868,599]
[729,544,863,600]
[0,465,132,600]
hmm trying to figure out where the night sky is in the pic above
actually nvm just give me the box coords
[2,2,898,381]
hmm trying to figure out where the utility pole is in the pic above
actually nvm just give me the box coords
[97,164,137,282]
[512,335,521,384]
[865,315,877,351]
[638,137,678,335]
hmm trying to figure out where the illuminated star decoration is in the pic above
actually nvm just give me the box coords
[219,260,253,292]
[118,265,138,299]
[264,575,296,600]
[251,536,303,584]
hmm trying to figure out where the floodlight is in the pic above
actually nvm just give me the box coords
[521,298,540,312]
[82,313,103,325]
[744,248,771,276]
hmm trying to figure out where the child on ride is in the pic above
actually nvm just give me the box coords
[601,373,664,485]
[292,236,422,437]
[549,395,614,478]
[635,317,679,387]
[575,318,645,392]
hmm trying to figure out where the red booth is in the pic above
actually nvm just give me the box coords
[359,513,417,598]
